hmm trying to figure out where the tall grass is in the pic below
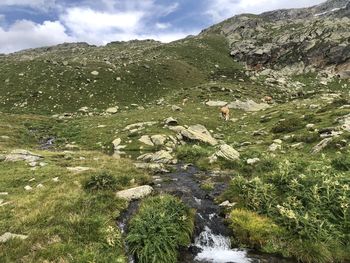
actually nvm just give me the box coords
[126,195,195,263]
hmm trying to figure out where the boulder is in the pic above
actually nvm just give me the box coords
[5,149,43,163]
[137,150,176,164]
[116,185,153,201]
[180,124,218,146]
[0,232,28,243]
[151,135,167,146]
[106,106,119,114]
[91,71,99,76]
[214,144,240,161]
[311,138,332,154]
[134,162,169,173]
[139,135,154,146]
[164,117,178,126]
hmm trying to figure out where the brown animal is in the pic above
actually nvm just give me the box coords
[220,105,230,121]
[263,96,273,104]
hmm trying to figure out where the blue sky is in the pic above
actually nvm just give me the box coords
[0,0,326,53]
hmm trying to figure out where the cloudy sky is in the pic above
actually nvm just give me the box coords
[0,0,326,53]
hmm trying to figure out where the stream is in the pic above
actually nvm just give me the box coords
[118,164,296,263]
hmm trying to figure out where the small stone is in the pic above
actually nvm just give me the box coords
[0,232,28,243]
[91,71,99,76]
[52,177,59,182]
[269,143,281,152]
[219,200,236,208]
[36,184,44,188]
[116,185,153,201]
[247,158,260,165]
[66,167,91,173]
[106,106,119,114]
[24,185,32,191]
[273,139,282,144]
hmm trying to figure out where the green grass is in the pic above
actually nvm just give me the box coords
[126,195,195,263]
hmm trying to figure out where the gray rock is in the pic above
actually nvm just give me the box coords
[269,143,281,152]
[311,138,332,154]
[91,71,99,76]
[247,158,260,165]
[206,101,227,107]
[171,105,183,111]
[139,135,154,146]
[66,167,91,173]
[214,144,240,161]
[151,135,167,146]
[137,150,176,164]
[116,185,153,201]
[228,100,269,112]
[5,150,43,163]
[180,124,218,146]
[164,117,178,126]
[134,162,169,173]
[106,106,119,114]
[0,232,28,243]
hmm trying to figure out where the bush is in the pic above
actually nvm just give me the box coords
[229,209,286,252]
[84,171,118,191]
[331,155,350,171]
[271,117,304,133]
[176,145,211,164]
[225,161,350,262]
[127,195,195,263]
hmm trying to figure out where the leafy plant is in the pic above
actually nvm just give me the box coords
[84,171,118,191]
[127,195,195,263]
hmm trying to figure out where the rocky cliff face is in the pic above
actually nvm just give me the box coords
[202,0,350,78]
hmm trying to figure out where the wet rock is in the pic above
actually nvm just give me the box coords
[116,185,153,201]
[137,150,176,164]
[5,150,43,163]
[311,138,332,154]
[112,138,126,157]
[0,232,28,243]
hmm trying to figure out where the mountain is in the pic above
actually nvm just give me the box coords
[202,0,350,77]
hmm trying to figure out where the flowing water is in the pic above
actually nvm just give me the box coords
[119,164,296,263]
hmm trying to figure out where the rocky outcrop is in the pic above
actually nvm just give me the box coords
[116,185,153,201]
[311,138,333,154]
[137,150,176,164]
[173,124,218,146]
[5,149,43,162]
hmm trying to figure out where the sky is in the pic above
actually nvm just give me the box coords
[0,0,327,53]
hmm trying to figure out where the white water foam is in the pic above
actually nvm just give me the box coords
[194,226,251,263]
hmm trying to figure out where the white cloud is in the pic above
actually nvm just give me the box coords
[0,20,73,53]
[61,7,144,39]
[156,22,171,30]
[0,0,56,10]
[207,0,326,22]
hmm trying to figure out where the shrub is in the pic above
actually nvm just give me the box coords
[176,145,211,164]
[271,117,304,133]
[229,209,286,252]
[127,195,195,263]
[331,155,350,171]
[84,171,118,191]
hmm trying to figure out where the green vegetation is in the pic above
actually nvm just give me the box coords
[126,195,194,263]
[84,171,118,191]
[225,160,350,263]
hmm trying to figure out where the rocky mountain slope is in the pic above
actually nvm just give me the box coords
[203,0,350,77]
